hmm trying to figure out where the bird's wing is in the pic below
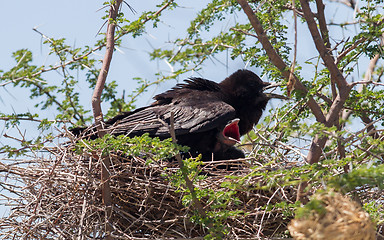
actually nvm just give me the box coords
[106,98,236,138]
[163,99,236,135]
[106,107,165,136]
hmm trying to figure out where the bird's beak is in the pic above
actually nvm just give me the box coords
[262,82,271,90]
[263,82,285,90]
[218,118,241,146]
[262,82,290,100]
[264,92,290,100]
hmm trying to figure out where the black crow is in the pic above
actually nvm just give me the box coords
[73,69,269,160]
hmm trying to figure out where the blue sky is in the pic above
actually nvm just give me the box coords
[1,1,358,113]
[1,0,375,140]
[0,0,368,150]
[0,1,259,159]
[0,1,250,115]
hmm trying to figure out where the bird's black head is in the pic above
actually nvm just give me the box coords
[220,69,268,104]
[219,69,269,135]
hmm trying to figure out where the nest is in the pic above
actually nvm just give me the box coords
[288,191,376,240]
[0,129,300,239]
[0,128,381,239]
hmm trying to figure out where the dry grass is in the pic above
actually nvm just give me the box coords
[288,191,376,240]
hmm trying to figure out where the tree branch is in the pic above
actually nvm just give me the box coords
[306,90,353,164]
[287,0,298,97]
[336,37,367,64]
[92,1,121,128]
[343,53,381,140]
[315,0,331,49]
[91,1,123,238]
[298,0,353,164]
[236,0,326,124]
[299,0,349,91]
[315,0,338,101]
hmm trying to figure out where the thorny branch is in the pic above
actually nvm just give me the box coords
[33,28,86,123]
[0,1,175,125]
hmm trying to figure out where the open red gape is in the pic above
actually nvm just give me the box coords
[223,119,240,142]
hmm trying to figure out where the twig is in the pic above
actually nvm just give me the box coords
[168,112,213,230]
[282,3,304,17]
[287,0,298,97]
[257,188,279,237]
[336,37,367,64]
[230,27,258,39]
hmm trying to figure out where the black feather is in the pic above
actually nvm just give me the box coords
[71,69,269,161]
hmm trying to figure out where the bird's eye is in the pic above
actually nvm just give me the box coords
[249,82,256,88]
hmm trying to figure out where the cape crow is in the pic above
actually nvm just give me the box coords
[73,69,269,160]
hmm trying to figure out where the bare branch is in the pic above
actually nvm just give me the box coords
[350,80,384,87]
[298,0,353,164]
[314,0,338,101]
[287,0,298,97]
[91,1,123,239]
[299,0,349,91]
[92,1,122,129]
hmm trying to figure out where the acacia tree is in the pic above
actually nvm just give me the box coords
[149,0,384,197]
[0,0,384,238]
[150,0,384,165]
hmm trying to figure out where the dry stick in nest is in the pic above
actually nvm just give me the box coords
[168,112,216,233]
